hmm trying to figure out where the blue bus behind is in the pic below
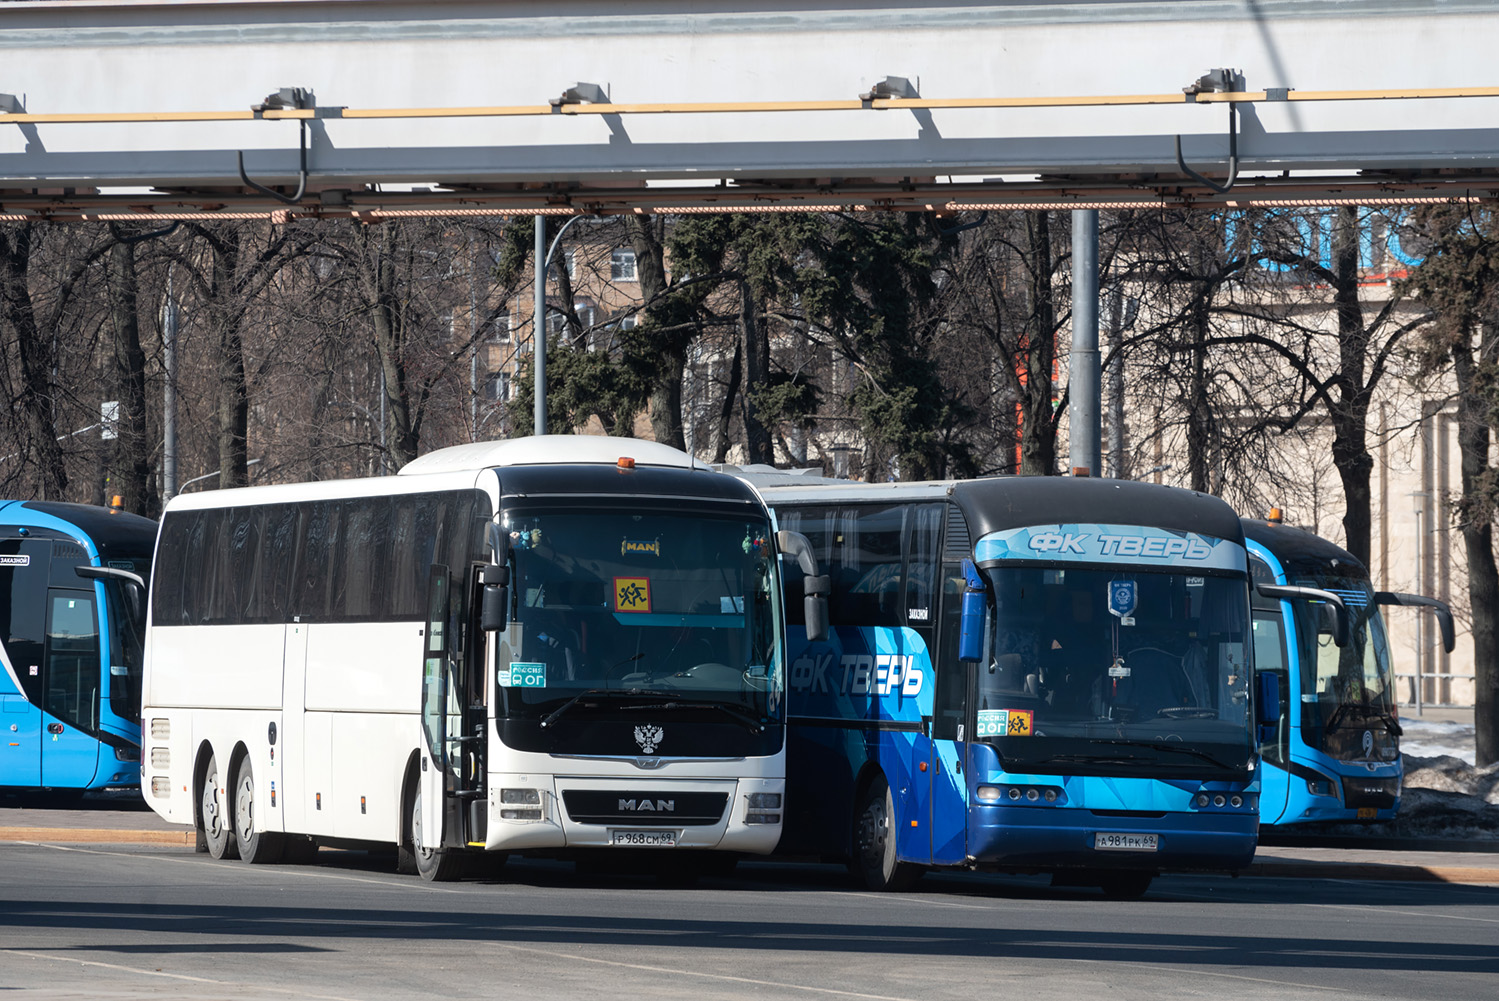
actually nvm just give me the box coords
[743,473,1268,897]
[1244,516,1453,826]
[0,500,155,794]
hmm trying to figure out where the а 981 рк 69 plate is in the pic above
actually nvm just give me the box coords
[1094,832,1159,851]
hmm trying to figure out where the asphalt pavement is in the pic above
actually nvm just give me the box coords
[4,793,1498,885]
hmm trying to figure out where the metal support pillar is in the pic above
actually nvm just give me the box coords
[534,215,547,436]
[1069,209,1100,477]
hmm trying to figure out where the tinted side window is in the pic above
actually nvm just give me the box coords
[832,505,905,626]
[261,504,300,621]
[905,504,941,628]
[1,538,51,702]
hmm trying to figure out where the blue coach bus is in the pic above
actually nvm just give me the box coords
[738,471,1294,897]
[0,500,155,795]
[1244,514,1453,827]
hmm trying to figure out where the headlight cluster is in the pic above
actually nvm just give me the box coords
[499,787,544,822]
[977,785,1062,805]
[1194,792,1256,810]
[745,792,781,825]
[1305,778,1338,799]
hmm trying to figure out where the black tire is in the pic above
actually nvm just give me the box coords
[852,776,923,892]
[199,751,238,860]
[411,786,462,882]
[1099,871,1154,899]
[232,756,284,864]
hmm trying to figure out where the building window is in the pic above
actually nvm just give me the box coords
[611,248,637,282]
[562,249,578,281]
[491,313,512,343]
[575,298,597,332]
[485,371,512,402]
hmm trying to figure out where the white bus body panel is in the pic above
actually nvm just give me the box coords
[146,624,285,710]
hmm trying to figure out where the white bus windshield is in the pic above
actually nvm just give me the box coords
[496,505,782,720]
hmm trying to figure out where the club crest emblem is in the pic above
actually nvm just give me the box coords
[634,724,664,754]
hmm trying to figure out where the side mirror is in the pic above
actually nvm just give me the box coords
[958,559,986,662]
[1376,591,1456,654]
[776,530,830,643]
[479,564,510,633]
[1255,671,1281,745]
[803,574,830,643]
[1256,582,1349,647]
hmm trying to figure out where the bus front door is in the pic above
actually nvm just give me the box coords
[40,589,102,789]
[418,565,458,851]
[1,540,49,788]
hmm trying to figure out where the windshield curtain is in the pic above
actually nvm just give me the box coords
[495,504,782,720]
[976,565,1252,775]
[1291,575,1396,758]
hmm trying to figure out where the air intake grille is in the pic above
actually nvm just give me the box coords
[943,504,971,561]
[562,790,728,826]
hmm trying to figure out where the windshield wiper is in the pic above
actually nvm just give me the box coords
[538,689,613,729]
[1322,702,1353,733]
[615,695,766,734]
[1039,754,1142,765]
[1091,738,1240,772]
[1325,701,1402,737]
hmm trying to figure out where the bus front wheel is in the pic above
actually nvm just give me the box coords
[853,776,923,892]
[232,756,284,864]
[198,752,238,861]
[410,787,462,882]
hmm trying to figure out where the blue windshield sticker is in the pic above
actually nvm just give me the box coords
[974,524,1245,572]
[503,662,547,688]
[976,710,1009,738]
[1109,580,1138,618]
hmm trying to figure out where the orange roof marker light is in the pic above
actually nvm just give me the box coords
[109,494,124,512]
[1267,507,1284,525]
[617,456,636,469]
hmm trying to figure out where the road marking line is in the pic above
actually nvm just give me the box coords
[490,941,929,1000]
[1313,898,1499,925]
[0,948,362,1001]
[1067,957,1350,992]
[27,842,467,894]
[821,888,993,910]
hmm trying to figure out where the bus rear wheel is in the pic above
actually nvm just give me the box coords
[232,756,284,864]
[853,776,923,892]
[410,787,462,882]
[199,751,238,861]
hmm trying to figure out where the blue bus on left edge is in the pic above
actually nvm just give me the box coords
[1,500,155,794]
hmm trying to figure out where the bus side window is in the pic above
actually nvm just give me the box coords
[904,504,940,631]
[834,505,904,626]
[1,539,50,704]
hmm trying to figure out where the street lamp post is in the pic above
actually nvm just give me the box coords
[177,458,262,497]
[533,214,586,436]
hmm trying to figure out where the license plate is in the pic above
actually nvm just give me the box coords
[1094,832,1159,852]
[611,829,677,847]
[1357,807,1377,820]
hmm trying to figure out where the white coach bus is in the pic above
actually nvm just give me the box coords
[141,437,825,880]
